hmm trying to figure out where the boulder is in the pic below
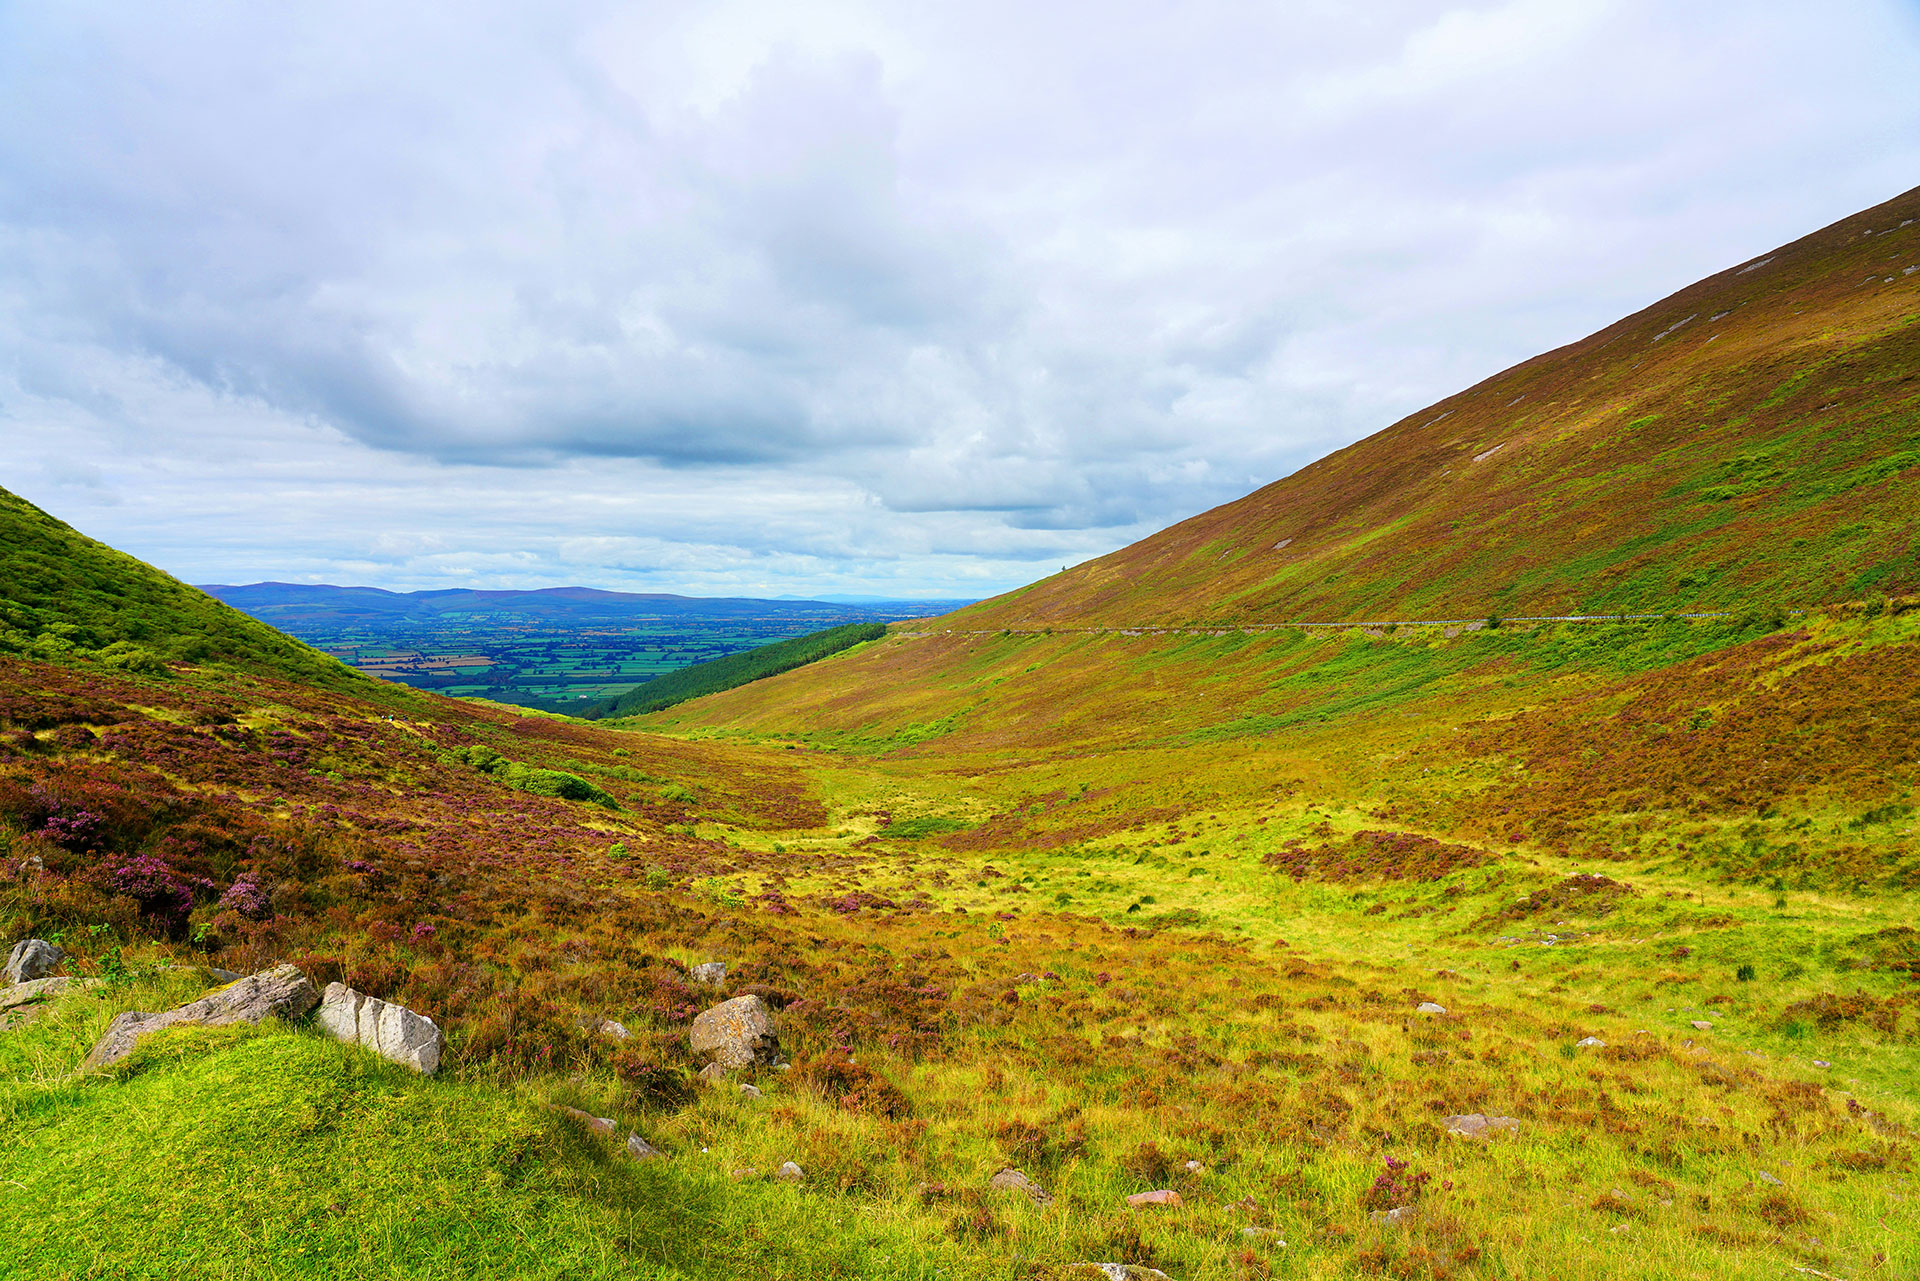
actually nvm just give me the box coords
[1576,1036,1605,1048]
[1126,1189,1183,1208]
[557,1105,619,1137]
[598,1019,632,1040]
[739,1083,763,1099]
[989,1167,1053,1205]
[1442,1113,1520,1139]
[315,982,444,1074]
[626,1134,660,1161]
[689,961,728,987]
[1064,1266,1173,1280]
[82,963,318,1070]
[690,994,780,1069]
[1415,1002,1446,1015]
[774,1160,806,1184]
[0,975,93,1013]
[5,939,63,985]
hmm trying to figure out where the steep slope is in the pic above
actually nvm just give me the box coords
[0,485,358,688]
[956,185,1920,629]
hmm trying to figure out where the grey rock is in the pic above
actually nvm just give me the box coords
[690,994,780,1069]
[1577,1036,1605,1048]
[1371,1206,1412,1225]
[1813,1059,1832,1068]
[1758,1170,1783,1187]
[5,939,63,985]
[1065,1266,1173,1280]
[774,1160,805,1184]
[988,1166,1053,1205]
[315,982,444,1074]
[739,1082,763,1098]
[1415,1002,1446,1015]
[202,967,243,984]
[1183,1159,1205,1172]
[626,1134,659,1160]
[0,975,95,1012]
[598,1019,631,1040]
[1690,1020,1713,1031]
[82,963,318,1070]
[689,961,728,987]
[1443,1113,1520,1139]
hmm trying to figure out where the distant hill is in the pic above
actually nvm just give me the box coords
[201,583,972,629]
[942,185,1920,630]
[0,486,358,688]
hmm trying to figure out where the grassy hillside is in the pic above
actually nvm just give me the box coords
[0,485,360,689]
[946,184,1920,630]
[591,622,888,719]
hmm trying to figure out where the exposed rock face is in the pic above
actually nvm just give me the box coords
[989,1167,1053,1205]
[82,963,318,1070]
[690,994,780,1069]
[5,939,63,985]
[1443,1113,1520,1139]
[0,975,92,1012]
[314,982,444,1074]
[689,961,728,987]
[1126,1189,1183,1208]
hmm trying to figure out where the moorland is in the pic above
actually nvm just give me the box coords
[0,187,1916,1281]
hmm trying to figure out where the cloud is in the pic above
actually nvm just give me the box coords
[0,1,1917,596]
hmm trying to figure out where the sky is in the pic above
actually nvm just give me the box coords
[2,2,1918,601]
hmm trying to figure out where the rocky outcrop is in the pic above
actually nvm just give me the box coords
[82,963,318,1070]
[690,994,780,1069]
[989,1167,1052,1205]
[5,939,63,985]
[314,982,444,1074]
[0,975,92,1012]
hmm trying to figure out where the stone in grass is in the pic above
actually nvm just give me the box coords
[775,1161,806,1184]
[1183,1159,1205,1173]
[599,1019,632,1040]
[689,961,728,987]
[1126,1189,1183,1208]
[1415,1002,1446,1015]
[1241,1227,1285,1243]
[1690,1020,1713,1031]
[5,939,63,985]
[988,1167,1053,1205]
[1577,1036,1605,1048]
[739,1083,763,1099]
[1758,1171,1783,1187]
[82,963,318,1070]
[1371,1206,1413,1225]
[626,1135,660,1161]
[1064,1265,1174,1280]
[1442,1113,1520,1139]
[558,1105,619,1137]
[315,982,445,1074]
[0,975,95,1012]
[690,994,781,1069]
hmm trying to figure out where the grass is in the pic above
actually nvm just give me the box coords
[594,624,889,719]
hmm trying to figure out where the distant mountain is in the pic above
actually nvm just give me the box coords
[200,583,970,629]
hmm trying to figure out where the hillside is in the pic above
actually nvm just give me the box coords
[0,486,360,689]
[949,185,1920,630]
[590,622,888,719]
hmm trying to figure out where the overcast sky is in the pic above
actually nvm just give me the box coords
[2,2,1917,600]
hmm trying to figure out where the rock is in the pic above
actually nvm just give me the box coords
[774,1160,805,1184]
[698,1062,730,1083]
[1813,1059,1832,1068]
[689,961,728,987]
[5,939,63,985]
[739,1083,763,1099]
[202,967,243,983]
[1577,1036,1605,1048]
[1758,1170,1783,1187]
[1126,1189,1183,1208]
[1442,1113,1520,1139]
[1415,1002,1446,1015]
[0,975,94,1012]
[1690,1020,1713,1030]
[599,1019,632,1040]
[690,994,780,1069]
[1241,1227,1284,1242]
[558,1106,619,1137]
[626,1134,659,1160]
[1064,1265,1173,1280]
[989,1167,1053,1205]
[82,963,318,1070]
[1183,1159,1205,1172]
[1371,1206,1412,1225]
[314,982,445,1074]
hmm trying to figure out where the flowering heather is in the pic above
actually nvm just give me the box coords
[216,875,272,921]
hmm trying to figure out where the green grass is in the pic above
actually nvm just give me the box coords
[594,624,888,719]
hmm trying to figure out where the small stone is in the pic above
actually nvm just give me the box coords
[1126,1189,1183,1208]
[315,982,445,1074]
[1690,1020,1713,1031]
[699,1062,730,1083]
[1577,1036,1605,1048]
[599,1019,631,1040]
[989,1167,1053,1205]
[625,1134,659,1160]
[1813,1060,1832,1068]
[1443,1113,1520,1139]
[1064,1266,1173,1281]
[1415,1002,1446,1015]
[0,975,94,1012]
[5,939,63,985]
[689,961,728,987]
[1241,1227,1285,1242]
[690,994,780,1069]
[82,963,319,1070]
[739,1083,763,1098]
[775,1160,805,1184]
[1371,1206,1412,1225]
[1758,1171,1783,1187]
[557,1106,619,1137]
[1183,1159,1205,1172]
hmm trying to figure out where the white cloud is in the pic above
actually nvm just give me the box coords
[0,0,1916,596]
